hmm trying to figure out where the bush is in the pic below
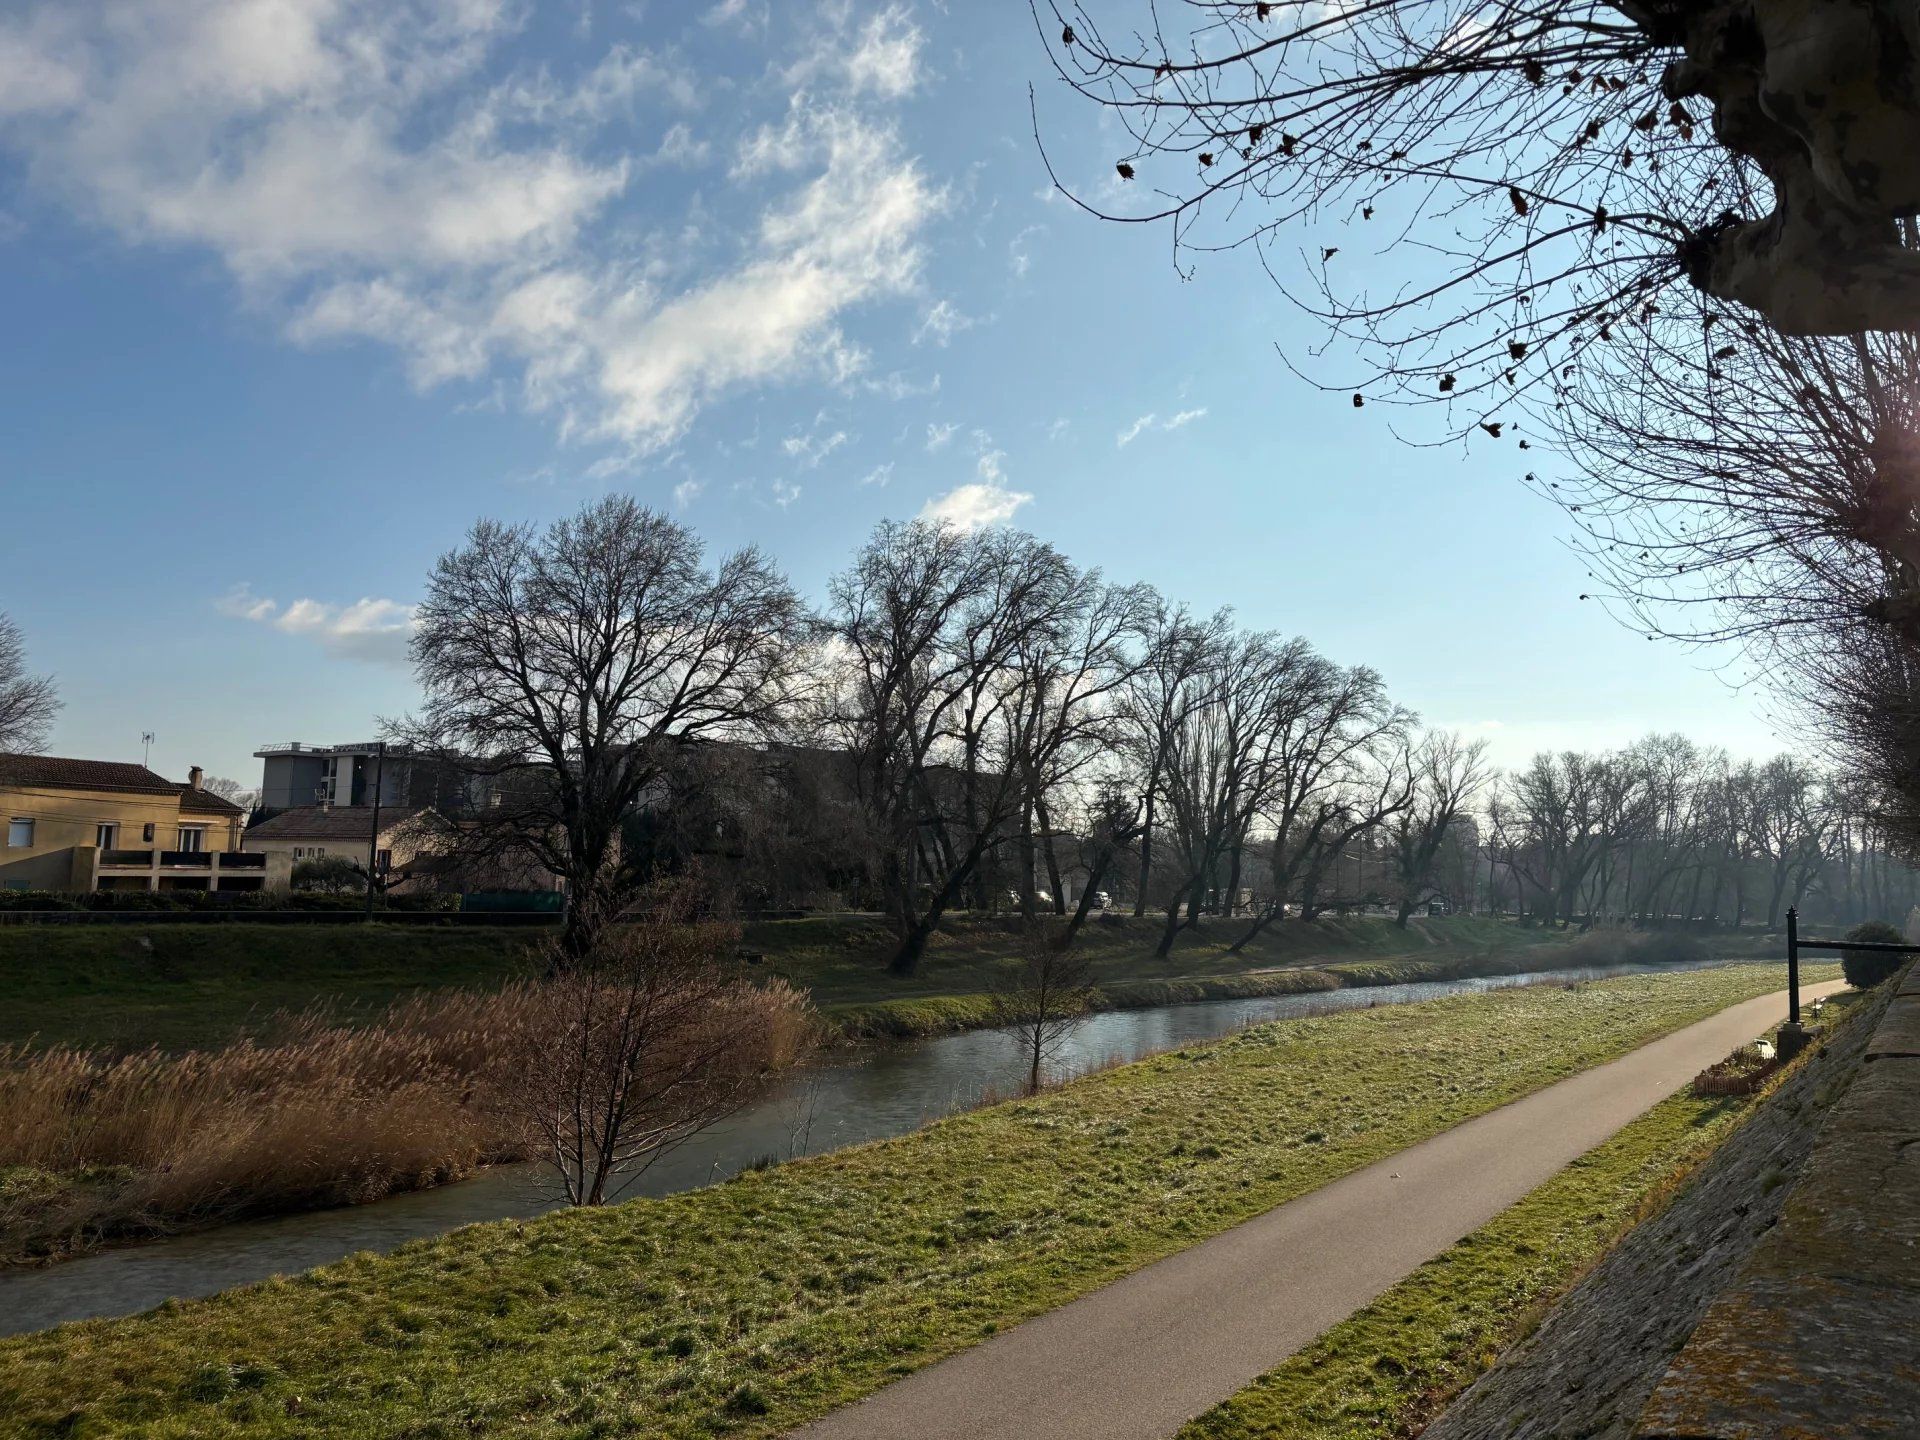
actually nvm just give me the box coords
[1845,920,1905,944]
[1840,921,1909,988]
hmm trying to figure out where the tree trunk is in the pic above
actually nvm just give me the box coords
[1227,904,1279,953]
[888,917,936,976]
[1155,878,1193,958]
[1133,792,1156,918]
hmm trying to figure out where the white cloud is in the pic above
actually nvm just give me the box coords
[1046,416,1071,440]
[0,2,940,460]
[924,420,958,451]
[975,447,1008,484]
[1009,223,1044,278]
[919,481,1033,530]
[673,478,705,508]
[788,4,922,99]
[860,462,894,486]
[771,478,802,509]
[1116,406,1209,446]
[216,584,415,663]
[782,425,849,468]
[912,298,972,347]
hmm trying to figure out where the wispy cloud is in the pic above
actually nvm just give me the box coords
[1116,407,1209,447]
[919,481,1033,530]
[860,462,894,486]
[912,298,972,347]
[216,584,415,664]
[673,478,705,508]
[771,478,803,509]
[782,424,849,469]
[924,420,959,451]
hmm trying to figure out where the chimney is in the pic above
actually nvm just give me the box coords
[188,766,204,790]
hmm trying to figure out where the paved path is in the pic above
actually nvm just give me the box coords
[793,981,1845,1440]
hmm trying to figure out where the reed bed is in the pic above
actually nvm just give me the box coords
[0,974,807,1264]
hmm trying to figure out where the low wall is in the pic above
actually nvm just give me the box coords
[1634,965,1920,1437]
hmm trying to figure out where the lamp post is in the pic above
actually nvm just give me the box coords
[364,742,385,924]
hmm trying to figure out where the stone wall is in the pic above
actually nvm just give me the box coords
[1421,980,1898,1440]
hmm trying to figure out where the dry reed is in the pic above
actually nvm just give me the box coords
[0,974,806,1263]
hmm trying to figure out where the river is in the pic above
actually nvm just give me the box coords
[0,957,1775,1337]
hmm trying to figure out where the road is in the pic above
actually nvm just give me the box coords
[792,980,1844,1440]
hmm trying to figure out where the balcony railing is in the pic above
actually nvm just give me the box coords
[97,850,264,870]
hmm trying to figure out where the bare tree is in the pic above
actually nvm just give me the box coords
[513,892,811,1206]
[1055,780,1148,950]
[407,497,810,959]
[1150,630,1320,955]
[200,776,260,816]
[1120,602,1231,916]
[823,521,1109,974]
[996,931,1097,1095]
[0,615,58,754]
[1039,1,1920,365]
[1387,733,1493,925]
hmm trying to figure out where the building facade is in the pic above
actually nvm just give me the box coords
[252,741,473,816]
[0,754,260,892]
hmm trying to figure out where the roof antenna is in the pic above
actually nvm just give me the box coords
[141,732,155,767]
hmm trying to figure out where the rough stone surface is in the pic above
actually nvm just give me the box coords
[1635,981,1920,1440]
[1864,994,1920,1058]
[1419,987,1892,1440]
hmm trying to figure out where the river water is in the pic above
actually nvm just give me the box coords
[0,958,1773,1337]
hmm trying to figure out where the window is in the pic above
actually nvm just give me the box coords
[96,824,118,849]
[176,826,206,853]
[375,848,392,874]
[6,818,32,849]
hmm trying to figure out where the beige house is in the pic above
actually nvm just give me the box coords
[243,804,437,890]
[0,754,258,892]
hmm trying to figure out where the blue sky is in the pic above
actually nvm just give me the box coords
[0,0,1786,786]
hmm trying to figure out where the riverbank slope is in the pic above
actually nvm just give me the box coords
[4,912,1586,1050]
[0,965,1835,1439]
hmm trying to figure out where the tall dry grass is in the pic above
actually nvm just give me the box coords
[0,974,808,1263]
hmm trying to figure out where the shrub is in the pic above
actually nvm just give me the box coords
[291,856,365,895]
[1839,921,1908,988]
[1845,920,1905,944]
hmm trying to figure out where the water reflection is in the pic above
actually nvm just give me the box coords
[0,958,1762,1336]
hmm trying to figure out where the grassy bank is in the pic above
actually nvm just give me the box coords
[1177,992,1865,1440]
[0,964,1833,1439]
[2,913,1572,1051]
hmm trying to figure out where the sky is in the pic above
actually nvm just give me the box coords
[0,0,1791,788]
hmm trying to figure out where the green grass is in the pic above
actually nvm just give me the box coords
[0,926,544,1052]
[1,913,1572,1051]
[0,963,1834,1439]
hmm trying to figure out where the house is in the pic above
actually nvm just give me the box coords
[0,754,261,892]
[243,804,437,890]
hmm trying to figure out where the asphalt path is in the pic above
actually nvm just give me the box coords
[792,980,1844,1440]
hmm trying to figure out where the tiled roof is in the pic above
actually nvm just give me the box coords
[0,753,246,816]
[0,753,180,794]
[246,805,427,841]
[179,788,246,817]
